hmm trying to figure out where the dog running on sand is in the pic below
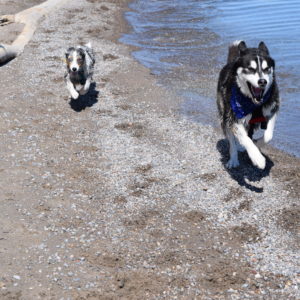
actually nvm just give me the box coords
[64,42,95,99]
[217,41,280,169]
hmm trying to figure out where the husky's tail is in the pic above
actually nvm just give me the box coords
[227,40,243,64]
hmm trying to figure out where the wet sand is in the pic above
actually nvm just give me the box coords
[0,0,299,299]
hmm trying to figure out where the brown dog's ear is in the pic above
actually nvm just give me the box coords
[258,41,269,55]
[63,51,70,64]
[238,41,247,55]
[65,47,75,59]
[64,51,70,64]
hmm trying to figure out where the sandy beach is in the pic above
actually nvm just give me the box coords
[0,0,299,299]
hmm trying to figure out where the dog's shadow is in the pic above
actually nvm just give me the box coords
[216,139,274,193]
[69,82,99,112]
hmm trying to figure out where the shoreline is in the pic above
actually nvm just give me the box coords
[0,0,299,299]
[116,0,300,193]
[118,0,300,160]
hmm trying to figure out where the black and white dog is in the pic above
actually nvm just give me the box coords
[217,41,280,169]
[64,42,95,99]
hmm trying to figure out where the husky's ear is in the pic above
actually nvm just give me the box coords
[258,41,269,55]
[238,41,247,55]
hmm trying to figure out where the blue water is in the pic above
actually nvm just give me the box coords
[121,0,300,157]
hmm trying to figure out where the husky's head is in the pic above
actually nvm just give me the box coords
[235,41,274,105]
[65,47,86,74]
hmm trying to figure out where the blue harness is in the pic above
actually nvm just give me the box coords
[230,84,271,119]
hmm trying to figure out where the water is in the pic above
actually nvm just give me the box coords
[121,0,300,157]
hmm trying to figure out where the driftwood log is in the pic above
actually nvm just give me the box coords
[0,0,70,64]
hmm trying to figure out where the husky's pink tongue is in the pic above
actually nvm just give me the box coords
[253,87,263,98]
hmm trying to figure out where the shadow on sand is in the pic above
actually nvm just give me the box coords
[69,82,99,112]
[216,139,274,193]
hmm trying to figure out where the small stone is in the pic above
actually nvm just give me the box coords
[255,273,261,279]
[285,280,292,287]
[118,278,125,288]
[13,275,21,280]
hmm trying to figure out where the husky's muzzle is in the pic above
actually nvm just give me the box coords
[247,79,267,104]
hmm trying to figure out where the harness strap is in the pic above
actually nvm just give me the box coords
[247,107,268,138]
[249,116,267,125]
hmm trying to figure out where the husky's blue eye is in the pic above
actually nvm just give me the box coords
[263,68,271,74]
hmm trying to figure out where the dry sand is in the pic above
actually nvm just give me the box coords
[0,0,299,299]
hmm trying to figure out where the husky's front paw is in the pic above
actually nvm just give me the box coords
[226,157,240,169]
[252,153,266,169]
[71,90,79,99]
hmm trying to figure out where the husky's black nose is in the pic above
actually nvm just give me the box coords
[72,67,77,72]
[258,79,267,87]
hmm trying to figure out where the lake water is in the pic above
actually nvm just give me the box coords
[121,0,300,157]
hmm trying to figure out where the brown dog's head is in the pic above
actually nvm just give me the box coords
[65,47,86,73]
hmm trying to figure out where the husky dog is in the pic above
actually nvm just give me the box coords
[64,42,95,99]
[217,41,279,169]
